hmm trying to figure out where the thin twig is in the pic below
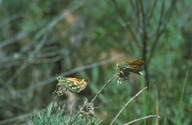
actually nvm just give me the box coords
[111,0,140,49]
[90,74,117,104]
[132,0,141,40]
[124,115,160,125]
[110,87,148,125]
[5,34,47,81]
[148,0,165,63]
[148,0,177,64]
[6,34,48,97]
[0,24,42,48]
[148,0,157,19]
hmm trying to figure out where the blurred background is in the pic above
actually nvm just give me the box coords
[0,0,191,124]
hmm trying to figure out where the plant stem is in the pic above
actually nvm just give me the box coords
[124,115,160,125]
[110,87,148,125]
[90,74,118,104]
[176,71,188,124]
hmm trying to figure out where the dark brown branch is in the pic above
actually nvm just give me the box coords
[139,0,149,86]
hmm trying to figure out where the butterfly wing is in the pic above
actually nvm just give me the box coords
[127,58,146,71]
[65,78,87,93]
[67,78,84,82]
[128,58,146,66]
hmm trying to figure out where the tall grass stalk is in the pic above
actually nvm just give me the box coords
[141,76,147,125]
[175,71,189,124]
[163,81,167,125]
[145,82,152,125]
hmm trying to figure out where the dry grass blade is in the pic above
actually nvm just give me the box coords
[124,115,160,125]
[90,74,117,104]
[110,87,148,125]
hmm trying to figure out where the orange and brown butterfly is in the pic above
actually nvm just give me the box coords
[56,77,88,93]
[127,58,146,71]
[126,58,146,75]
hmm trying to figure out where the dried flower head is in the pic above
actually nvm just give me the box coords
[116,63,131,84]
[53,76,88,96]
[116,58,145,84]
[79,98,95,118]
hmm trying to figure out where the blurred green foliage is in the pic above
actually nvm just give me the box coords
[0,0,191,124]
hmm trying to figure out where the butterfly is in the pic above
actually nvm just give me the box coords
[57,77,88,93]
[126,58,146,75]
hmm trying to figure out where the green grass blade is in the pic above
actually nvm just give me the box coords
[163,81,167,125]
[175,70,189,124]
[141,75,147,125]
